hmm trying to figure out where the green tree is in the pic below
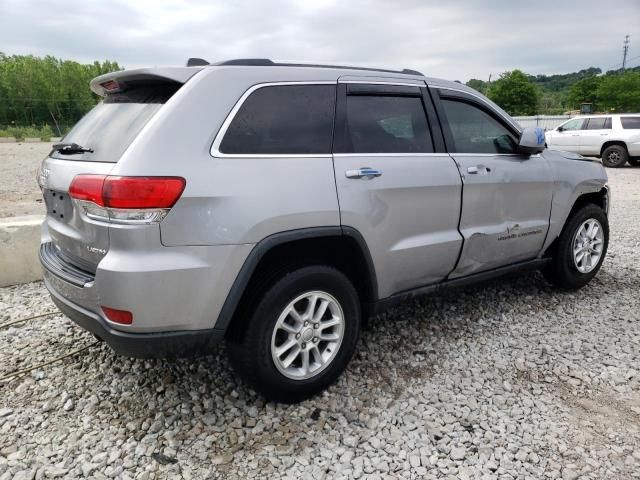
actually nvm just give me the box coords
[0,53,122,133]
[466,78,487,94]
[597,71,640,112]
[568,76,602,110]
[487,70,540,116]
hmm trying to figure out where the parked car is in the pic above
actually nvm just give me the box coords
[38,59,610,402]
[545,114,640,167]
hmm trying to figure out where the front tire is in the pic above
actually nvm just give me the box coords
[226,265,361,403]
[543,204,608,289]
[602,145,628,168]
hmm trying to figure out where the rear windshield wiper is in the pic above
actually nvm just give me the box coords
[52,142,94,154]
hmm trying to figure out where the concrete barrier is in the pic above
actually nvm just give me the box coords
[0,215,43,287]
[0,137,17,143]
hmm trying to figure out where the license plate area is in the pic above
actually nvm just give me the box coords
[43,189,74,223]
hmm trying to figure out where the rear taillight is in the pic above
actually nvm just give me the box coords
[69,175,106,205]
[69,175,185,224]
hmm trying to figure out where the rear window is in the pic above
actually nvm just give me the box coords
[219,84,336,155]
[621,117,640,129]
[51,84,179,163]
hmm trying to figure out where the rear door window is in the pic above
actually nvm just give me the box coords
[621,117,640,129]
[585,117,611,130]
[440,99,518,154]
[219,84,336,155]
[52,84,180,163]
[343,95,434,153]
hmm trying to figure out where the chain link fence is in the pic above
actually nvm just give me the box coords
[513,115,572,130]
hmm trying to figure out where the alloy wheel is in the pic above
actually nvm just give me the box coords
[270,291,344,380]
[572,218,605,273]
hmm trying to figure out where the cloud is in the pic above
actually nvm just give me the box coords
[0,0,638,80]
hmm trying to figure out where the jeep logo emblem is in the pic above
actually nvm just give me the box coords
[39,167,50,188]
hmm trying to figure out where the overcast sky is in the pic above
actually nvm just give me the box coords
[1,0,638,81]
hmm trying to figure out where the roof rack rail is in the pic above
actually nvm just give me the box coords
[209,58,424,76]
[214,58,275,66]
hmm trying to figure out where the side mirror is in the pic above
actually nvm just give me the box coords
[517,127,545,155]
[557,125,564,132]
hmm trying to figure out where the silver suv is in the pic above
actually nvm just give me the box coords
[38,59,610,402]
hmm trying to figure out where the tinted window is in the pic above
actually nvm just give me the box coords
[621,117,640,129]
[560,118,585,131]
[220,85,335,154]
[586,117,611,130]
[441,99,518,154]
[51,85,180,163]
[344,95,433,153]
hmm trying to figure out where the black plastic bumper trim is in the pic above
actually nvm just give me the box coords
[39,242,95,287]
[46,278,223,358]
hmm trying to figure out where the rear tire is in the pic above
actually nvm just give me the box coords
[226,265,361,403]
[543,204,608,289]
[601,145,628,168]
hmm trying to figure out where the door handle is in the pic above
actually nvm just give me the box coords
[467,165,491,175]
[571,134,580,137]
[345,167,383,179]
[599,133,609,136]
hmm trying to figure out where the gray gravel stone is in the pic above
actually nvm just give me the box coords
[1,167,640,479]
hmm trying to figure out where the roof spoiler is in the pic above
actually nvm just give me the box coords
[90,67,204,97]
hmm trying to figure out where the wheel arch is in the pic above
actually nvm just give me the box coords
[543,186,609,257]
[218,227,378,340]
[568,187,609,217]
[600,140,628,157]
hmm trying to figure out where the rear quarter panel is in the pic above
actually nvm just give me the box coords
[111,67,342,246]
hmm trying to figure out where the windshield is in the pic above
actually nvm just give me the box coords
[51,84,179,163]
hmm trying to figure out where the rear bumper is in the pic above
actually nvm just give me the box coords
[45,274,224,358]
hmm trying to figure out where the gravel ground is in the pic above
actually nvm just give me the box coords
[0,142,51,218]
[1,167,639,479]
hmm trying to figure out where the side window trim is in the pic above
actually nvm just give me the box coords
[210,81,336,158]
[422,87,446,152]
[434,85,522,133]
[431,87,522,155]
[333,81,441,154]
[346,83,421,97]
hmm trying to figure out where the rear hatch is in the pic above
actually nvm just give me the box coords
[39,68,199,277]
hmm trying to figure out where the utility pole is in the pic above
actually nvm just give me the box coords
[622,35,630,71]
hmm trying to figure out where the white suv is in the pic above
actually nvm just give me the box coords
[545,114,640,167]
